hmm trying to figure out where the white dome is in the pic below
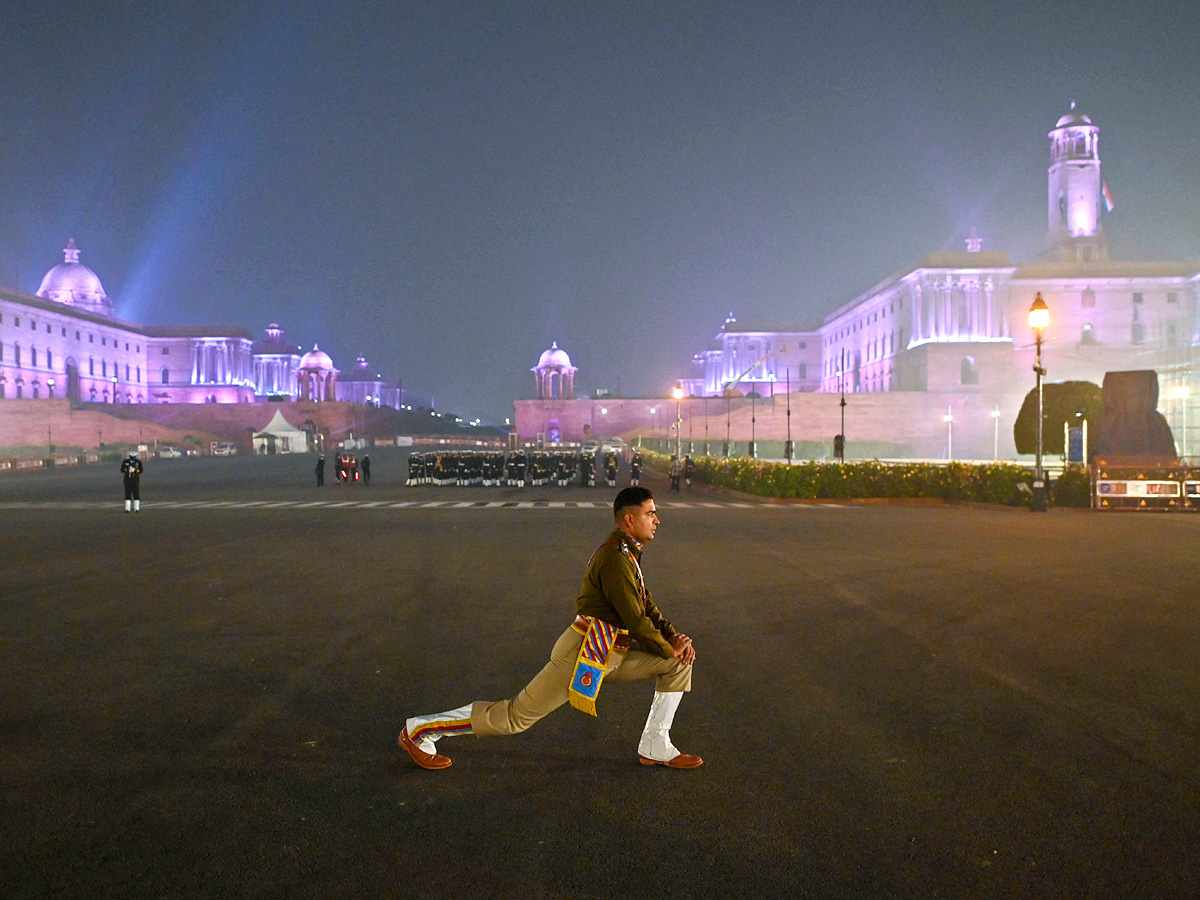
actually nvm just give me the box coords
[1054,102,1093,130]
[37,240,110,314]
[537,341,573,369]
[299,344,334,370]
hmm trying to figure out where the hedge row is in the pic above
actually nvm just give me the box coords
[641,449,1092,507]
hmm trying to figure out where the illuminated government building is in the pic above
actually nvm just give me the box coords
[518,106,1199,456]
[0,240,401,409]
[680,104,1198,423]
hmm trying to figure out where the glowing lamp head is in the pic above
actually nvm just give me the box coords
[673,382,684,401]
[1029,294,1049,332]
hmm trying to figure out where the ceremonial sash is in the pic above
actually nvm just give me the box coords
[568,616,627,716]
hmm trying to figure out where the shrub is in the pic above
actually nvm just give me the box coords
[639,450,1090,507]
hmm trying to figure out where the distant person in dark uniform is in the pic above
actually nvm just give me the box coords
[315,454,325,487]
[669,455,682,492]
[683,455,695,488]
[630,452,642,486]
[361,454,371,485]
[121,451,143,513]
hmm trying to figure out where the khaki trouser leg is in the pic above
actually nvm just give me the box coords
[471,626,693,737]
[603,647,692,693]
[472,627,580,736]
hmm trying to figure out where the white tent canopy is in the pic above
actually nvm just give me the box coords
[252,409,311,454]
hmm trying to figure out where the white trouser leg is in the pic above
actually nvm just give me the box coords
[406,704,473,754]
[638,691,683,762]
[124,500,131,512]
[133,499,140,512]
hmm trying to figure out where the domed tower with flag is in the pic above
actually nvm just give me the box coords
[1045,102,1109,262]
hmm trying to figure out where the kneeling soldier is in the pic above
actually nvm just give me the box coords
[399,487,701,770]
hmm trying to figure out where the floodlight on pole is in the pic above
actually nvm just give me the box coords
[1174,385,1190,458]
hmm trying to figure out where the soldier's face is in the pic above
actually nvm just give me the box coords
[624,500,659,543]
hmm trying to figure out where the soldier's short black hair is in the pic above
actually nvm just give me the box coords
[613,486,653,519]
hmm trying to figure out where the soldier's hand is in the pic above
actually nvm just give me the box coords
[669,633,696,665]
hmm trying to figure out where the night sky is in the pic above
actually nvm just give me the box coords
[2,1,1197,420]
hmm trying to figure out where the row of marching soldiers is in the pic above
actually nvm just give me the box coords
[407,449,642,488]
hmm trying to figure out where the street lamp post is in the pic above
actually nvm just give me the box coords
[724,395,731,457]
[687,399,693,454]
[944,407,954,459]
[836,348,847,461]
[785,368,793,464]
[749,392,756,458]
[673,383,683,458]
[1029,293,1050,512]
[991,405,1001,461]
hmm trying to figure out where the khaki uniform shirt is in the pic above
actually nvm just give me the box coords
[576,529,677,659]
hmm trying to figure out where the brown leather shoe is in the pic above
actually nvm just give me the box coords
[399,727,452,770]
[639,753,703,769]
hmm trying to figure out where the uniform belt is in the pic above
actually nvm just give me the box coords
[572,614,632,651]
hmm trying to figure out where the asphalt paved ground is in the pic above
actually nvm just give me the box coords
[2,449,1198,899]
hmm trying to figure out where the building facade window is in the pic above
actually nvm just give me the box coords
[961,356,979,385]
[31,348,37,367]
[89,357,94,375]
[162,367,169,384]
[46,349,52,369]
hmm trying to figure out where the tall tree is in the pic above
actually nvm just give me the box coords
[1013,381,1103,455]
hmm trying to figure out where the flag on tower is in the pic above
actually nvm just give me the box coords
[1102,182,1115,212]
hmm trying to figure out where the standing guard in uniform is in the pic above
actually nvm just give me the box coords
[669,455,683,491]
[121,451,143,512]
[630,451,642,486]
[361,454,371,485]
[604,452,618,488]
[683,454,695,488]
[511,450,527,488]
[315,454,325,487]
[399,486,701,770]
